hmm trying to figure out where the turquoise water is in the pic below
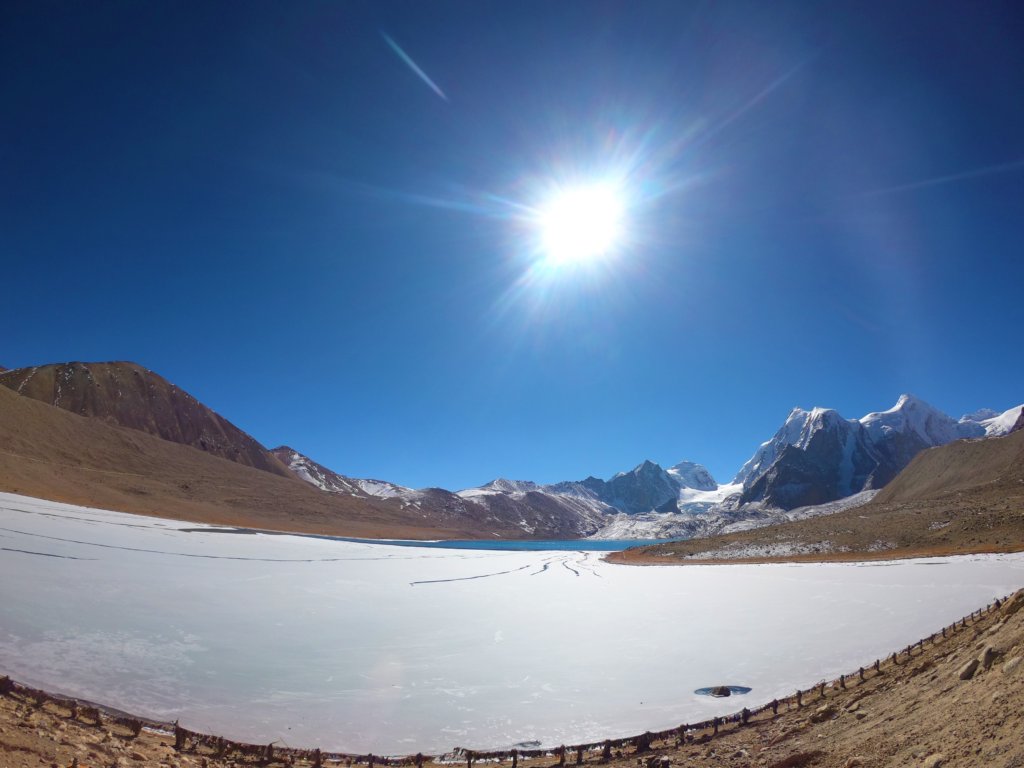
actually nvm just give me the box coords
[187,527,679,552]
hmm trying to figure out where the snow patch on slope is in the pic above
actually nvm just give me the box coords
[968,404,1024,437]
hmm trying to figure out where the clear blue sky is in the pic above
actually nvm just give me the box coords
[3,1,1023,489]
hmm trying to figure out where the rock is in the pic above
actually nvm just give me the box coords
[958,659,980,680]
[1003,656,1022,675]
[922,753,945,768]
[843,758,864,768]
[131,750,147,761]
[1001,591,1024,617]
[810,704,837,723]
[979,645,1001,670]
[855,711,867,720]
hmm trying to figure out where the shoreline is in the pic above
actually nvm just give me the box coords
[604,542,1024,566]
[5,488,1022,565]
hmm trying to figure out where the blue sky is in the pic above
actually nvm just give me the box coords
[3,1,1023,489]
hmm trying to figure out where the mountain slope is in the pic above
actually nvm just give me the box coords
[616,426,1024,563]
[735,395,1023,511]
[271,446,415,499]
[0,361,291,477]
[0,385,529,539]
[874,425,1024,504]
[460,459,724,519]
[277,447,611,537]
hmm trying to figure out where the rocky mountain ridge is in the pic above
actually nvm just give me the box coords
[736,394,1022,511]
[0,362,292,478]
[3,360,1020,540]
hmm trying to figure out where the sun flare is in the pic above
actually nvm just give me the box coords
[537,183,625,266]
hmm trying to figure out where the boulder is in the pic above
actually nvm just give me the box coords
[810,704,837,723]
[1003,656,1022,675]
[979,646,1001,670]
[958,659,979,680]
[922,754,945,768]
[1001,591,1024,617]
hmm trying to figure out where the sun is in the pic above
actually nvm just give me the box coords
[537,182,625,266]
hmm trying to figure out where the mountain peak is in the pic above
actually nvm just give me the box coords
[893,393,930,410]
[482,478,539,493]
[667,460,717,491]
[0,360,292,477]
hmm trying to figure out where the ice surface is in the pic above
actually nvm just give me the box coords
[1,491,1022,754]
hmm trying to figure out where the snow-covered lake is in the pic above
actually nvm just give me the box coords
[1,491,1022,754]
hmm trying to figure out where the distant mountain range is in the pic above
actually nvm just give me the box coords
[1,360,1020,540]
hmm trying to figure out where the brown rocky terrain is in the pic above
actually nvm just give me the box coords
[0,362,292,477]
[612,429,1024,565]
[0,384,522,540]
[3,589,1022,768]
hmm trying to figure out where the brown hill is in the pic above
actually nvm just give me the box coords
[615,429,1024,565]
[0,384,521,539]
[0,361,292,477]
[874,429,1024,505]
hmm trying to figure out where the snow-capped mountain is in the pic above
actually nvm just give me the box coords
[735,395,1023,511]
[458,458,729,517]
[278,395,1021,538]
[964,405,1024,436]
[272,447,417,499]
[276,447,613,537]
[667,461,717,491]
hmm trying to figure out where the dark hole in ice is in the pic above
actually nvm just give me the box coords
[694,685,752,697]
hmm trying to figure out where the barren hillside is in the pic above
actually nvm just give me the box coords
[0,362,292,477]
[0,385,520,540]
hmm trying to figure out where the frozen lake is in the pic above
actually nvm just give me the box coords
[2,491,1022,754]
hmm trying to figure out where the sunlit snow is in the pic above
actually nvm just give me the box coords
[1,491,1022,754]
